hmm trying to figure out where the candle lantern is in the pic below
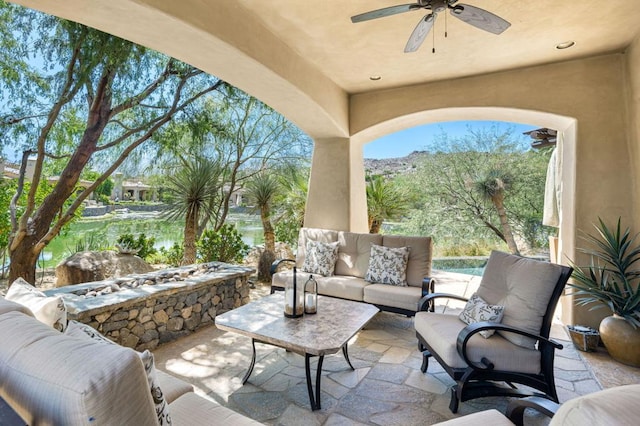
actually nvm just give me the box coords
[304,275,318,314]
[284,265,304,318]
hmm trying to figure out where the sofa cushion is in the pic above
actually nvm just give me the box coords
[156,370,194,404]
[335,231,383,278]
[5,278,67,331]
[458,293,505,338]
[316,276,369,301]
[414,311,541,373]
[365,244,410,286]
[302,240,339,276]
[272,270,323,290]
[296,227,339,267]
[363,284,423,312]
[477,251,563,349]
[435,409,515,426]
[170,392,261,425]
[382,235,432,287]
[65,320,172,425]
[550,384,640,426]
[0,297,35,317]
[0,311,157,425]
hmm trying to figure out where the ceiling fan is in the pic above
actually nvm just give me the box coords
[351,0,510,53]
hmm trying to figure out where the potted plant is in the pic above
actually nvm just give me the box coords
[569,218,640,367]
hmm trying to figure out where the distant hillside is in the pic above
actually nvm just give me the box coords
[364,150,428,178]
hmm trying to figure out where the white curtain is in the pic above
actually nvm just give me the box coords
[542,133,562,228]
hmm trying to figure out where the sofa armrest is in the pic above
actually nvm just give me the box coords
[419,277,436,311]
[506,396,559,426]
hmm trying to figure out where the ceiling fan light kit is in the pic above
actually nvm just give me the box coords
[351,0,511,53]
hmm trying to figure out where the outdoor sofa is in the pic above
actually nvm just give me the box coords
[0,289,259,425]
[271,227,434,316]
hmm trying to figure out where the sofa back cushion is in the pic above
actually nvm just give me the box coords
[382,235,433,287]
[335,232,383,278]
[296,228,339,267]
[0,311,158,426]
[0,297,34,317]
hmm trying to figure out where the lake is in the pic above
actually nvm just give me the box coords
[40,211,264,268]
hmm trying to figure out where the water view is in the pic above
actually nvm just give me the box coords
[40,211,264,268]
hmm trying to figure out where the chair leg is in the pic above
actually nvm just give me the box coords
[449,386,460,413]
[420,351,431,373]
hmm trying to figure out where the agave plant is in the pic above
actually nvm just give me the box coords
[569,218,640,328]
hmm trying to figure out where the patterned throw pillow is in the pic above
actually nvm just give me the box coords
[5,278,67,331]
[302,240,339,276]
[65,320,172,425]
[365,244,410,286]
[458,293,505,338]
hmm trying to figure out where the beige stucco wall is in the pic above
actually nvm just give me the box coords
[349,54,633,328]
[627,35,640,233]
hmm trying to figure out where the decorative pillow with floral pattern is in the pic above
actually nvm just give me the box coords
[5,277,67,331]
[302,240,339,276]
[458,293,505,338]
[65,320,172,425]
[365,244,410,286]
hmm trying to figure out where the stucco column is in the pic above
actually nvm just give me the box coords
[305,137,368,232]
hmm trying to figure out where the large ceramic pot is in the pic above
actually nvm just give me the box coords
[599,315,640,367]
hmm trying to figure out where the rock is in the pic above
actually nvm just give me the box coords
[55,250,154,286]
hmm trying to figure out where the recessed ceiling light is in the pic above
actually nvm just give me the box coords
[556,41,575,50]
[369,75,381,81]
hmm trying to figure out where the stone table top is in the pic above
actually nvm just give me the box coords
[215,293,379,356]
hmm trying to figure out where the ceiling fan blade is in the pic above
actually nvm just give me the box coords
[404,13,435,53]
[450,4,510,34]
[351,4,420,23]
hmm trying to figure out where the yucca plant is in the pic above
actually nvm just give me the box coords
[569,218,640,328]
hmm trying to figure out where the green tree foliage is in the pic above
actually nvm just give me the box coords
[197,224,249,263]
[116,233,157,260]
[0,3,225,282]
[366,175,411,234]
[164,155,223,265]
[399,125,552,255]
[274,164,309,246]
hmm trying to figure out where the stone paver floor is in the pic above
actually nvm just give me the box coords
[153,272,610,425]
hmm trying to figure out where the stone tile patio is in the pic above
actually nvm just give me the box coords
[152,272,610,425]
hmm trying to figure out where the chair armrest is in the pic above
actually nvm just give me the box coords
[506,396,559,426]
[456,322,564,369]
[270,258,297,276]
[417,292,469,312]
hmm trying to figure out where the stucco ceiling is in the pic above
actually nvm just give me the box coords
[236,0,640,93]
[9,0,640,139]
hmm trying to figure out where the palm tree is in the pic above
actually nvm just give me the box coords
[366,175,409,234]
[246,171,280,281]
[165,155,223,265]
[475,169,520,255]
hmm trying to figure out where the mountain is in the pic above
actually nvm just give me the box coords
[364,150,428,178]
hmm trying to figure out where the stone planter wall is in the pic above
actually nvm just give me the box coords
[45,263,253,351]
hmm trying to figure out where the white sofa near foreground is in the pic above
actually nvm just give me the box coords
[271,227,434,316]
[0,297,259,425]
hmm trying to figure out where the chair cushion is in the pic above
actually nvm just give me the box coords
[382,235,432,287]
[5,278,67,331]
[296,227,339,267]
[365,244,410,286]
[0,311,157,426]
[363,283,422,312]
[155,370,194,404]
[335,231,383,278]
[477,251,563,349]
[0,297,35,317]
[414,311,541,373]
[316,276,369,301]
[170,392,261,425]
[551,384,640,426]
[301,240,339,276]
[271,270,323,290]
[434,409,514,426]
[458,293,505,338]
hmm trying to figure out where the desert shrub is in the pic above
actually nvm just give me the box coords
[116,233,157,260]
[274,219,300,248]
[66,232,111,255]
[150,243,183,266]
[197,224,249,263]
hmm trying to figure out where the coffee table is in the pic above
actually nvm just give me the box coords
[214,293,379,410]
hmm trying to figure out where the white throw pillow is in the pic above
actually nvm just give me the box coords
[65,320,172,425]
[301,240,339,276]
[365,244,410,286]
[5,278,67,331]
[459,293,505,338]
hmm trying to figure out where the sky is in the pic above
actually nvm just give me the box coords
[363,120,538,159]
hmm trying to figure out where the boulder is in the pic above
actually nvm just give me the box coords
[55,250,154,286]
[243,242,295,270]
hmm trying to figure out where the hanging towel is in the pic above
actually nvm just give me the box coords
[543,147,560,227]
